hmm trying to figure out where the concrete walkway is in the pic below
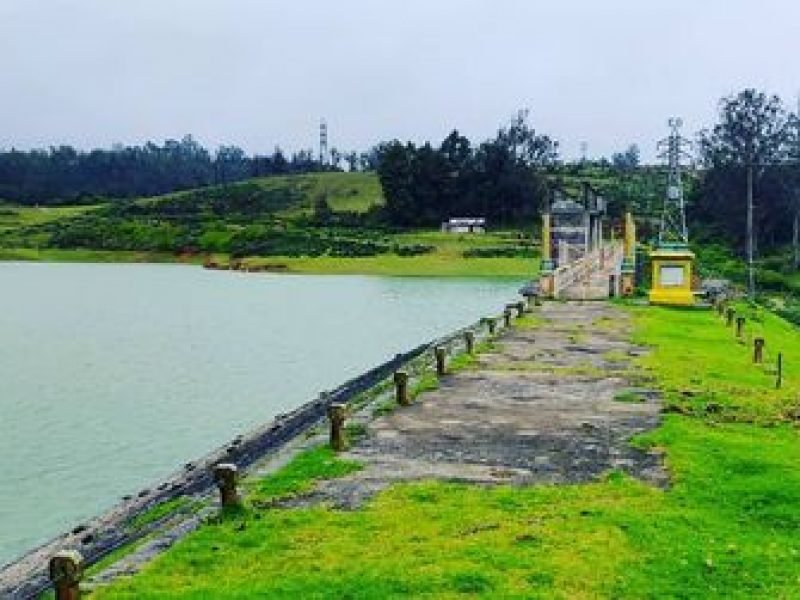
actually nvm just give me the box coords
[307,301,666,508]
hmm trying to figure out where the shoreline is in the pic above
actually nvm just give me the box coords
[0,319,493,598]
[0,248,538,279]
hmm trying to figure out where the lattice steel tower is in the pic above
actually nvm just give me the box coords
[656,117,692,247]
[319,119,329,166]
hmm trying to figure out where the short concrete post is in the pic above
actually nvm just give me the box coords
[394,370,409,406]
[534,295,542,306]
[49,550,83,600]
[753,338,765,364]
[503,309,512,328]
[736,316,745,339]
[213,463,240,507]
[725,307,735,327]
[525,295,534,309]
[776,353,783,389]
[435,346,447,376]
[487,318,497,334]
[327,403,347,452]
[515,301,525,317]
[464,331,475,354]
[608,274,617,298]
[717,301,726,317]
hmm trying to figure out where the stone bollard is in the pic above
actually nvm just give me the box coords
[717,301,726,317]
[736,316,745,339]
[608,274,617,298]
[394,370,409,406]
[503,309,512,328]
[753,337,765,364]
[487,318,497,334]
[725,307,735,327]
[435,346,447,376]
[49,549,83,600]
[524,294,534,309]
[327,403,347,452]
[464,331,475,354]
[776,353,783,389]
[213,463,240,507]
[534,296,542,307]
[515,301,525,317]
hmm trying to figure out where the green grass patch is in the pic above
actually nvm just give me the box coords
[372,397,398,417]
[248,446,362,504]
[126,497,196,531]
[515,313,545,329]
[410,372,439,398]
[91,417,800,599]
[0,247,184,263]
[613,390,645,403]
[85,535,155,579]
[242,252,536,278]
[344,422,368,442]
[627,303,800,423]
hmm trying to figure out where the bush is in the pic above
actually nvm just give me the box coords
[756,269,790,292]
[394,244,434,257]
[462,246,536,258]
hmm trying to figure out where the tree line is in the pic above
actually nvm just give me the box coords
[376,111,559,227]
[692,89,800,266]
[0,135,378,205]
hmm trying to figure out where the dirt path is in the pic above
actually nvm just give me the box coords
[309,301,666,508]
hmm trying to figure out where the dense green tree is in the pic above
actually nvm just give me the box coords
[376,113,554,227]
[0,137,332,204]
[611,144,640,170]
[696,89,792,293]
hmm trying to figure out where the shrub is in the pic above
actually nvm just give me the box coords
[462,246,536,258]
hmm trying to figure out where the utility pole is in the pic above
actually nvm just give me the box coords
[746,159,755,297]
[794,93,800,269]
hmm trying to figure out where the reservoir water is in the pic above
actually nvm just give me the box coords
[0,263,522,566]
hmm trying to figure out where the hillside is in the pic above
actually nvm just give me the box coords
[0,171,538,278]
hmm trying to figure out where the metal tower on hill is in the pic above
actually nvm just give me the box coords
[656,117,692,247]
[319,119,329,167]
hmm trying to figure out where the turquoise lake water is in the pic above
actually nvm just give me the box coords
[0,263,522,566]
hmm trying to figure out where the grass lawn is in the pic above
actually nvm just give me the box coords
[0,241,537,278]
[0,247,189,263]
[240,231,538,278]
[267,171,383,215]
[241,254,537,278]
[89,303,800,599]
[0,204,99,230]
[629,303,800,423]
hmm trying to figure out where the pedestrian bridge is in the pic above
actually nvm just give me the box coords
[538,209,637,301]
[543,243,626,300]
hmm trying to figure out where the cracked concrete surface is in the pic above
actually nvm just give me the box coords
[304,301,666,508]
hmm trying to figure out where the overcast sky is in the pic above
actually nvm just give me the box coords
[1,0,798,161]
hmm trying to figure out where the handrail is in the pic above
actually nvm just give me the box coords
[551,243,623,299]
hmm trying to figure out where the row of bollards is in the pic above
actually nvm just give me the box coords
[45,299,537,599]
[326,299,530,453]
[47,459,246,598]
[715,299,783,389]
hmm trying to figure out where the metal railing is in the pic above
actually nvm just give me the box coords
[551,243,622,299]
